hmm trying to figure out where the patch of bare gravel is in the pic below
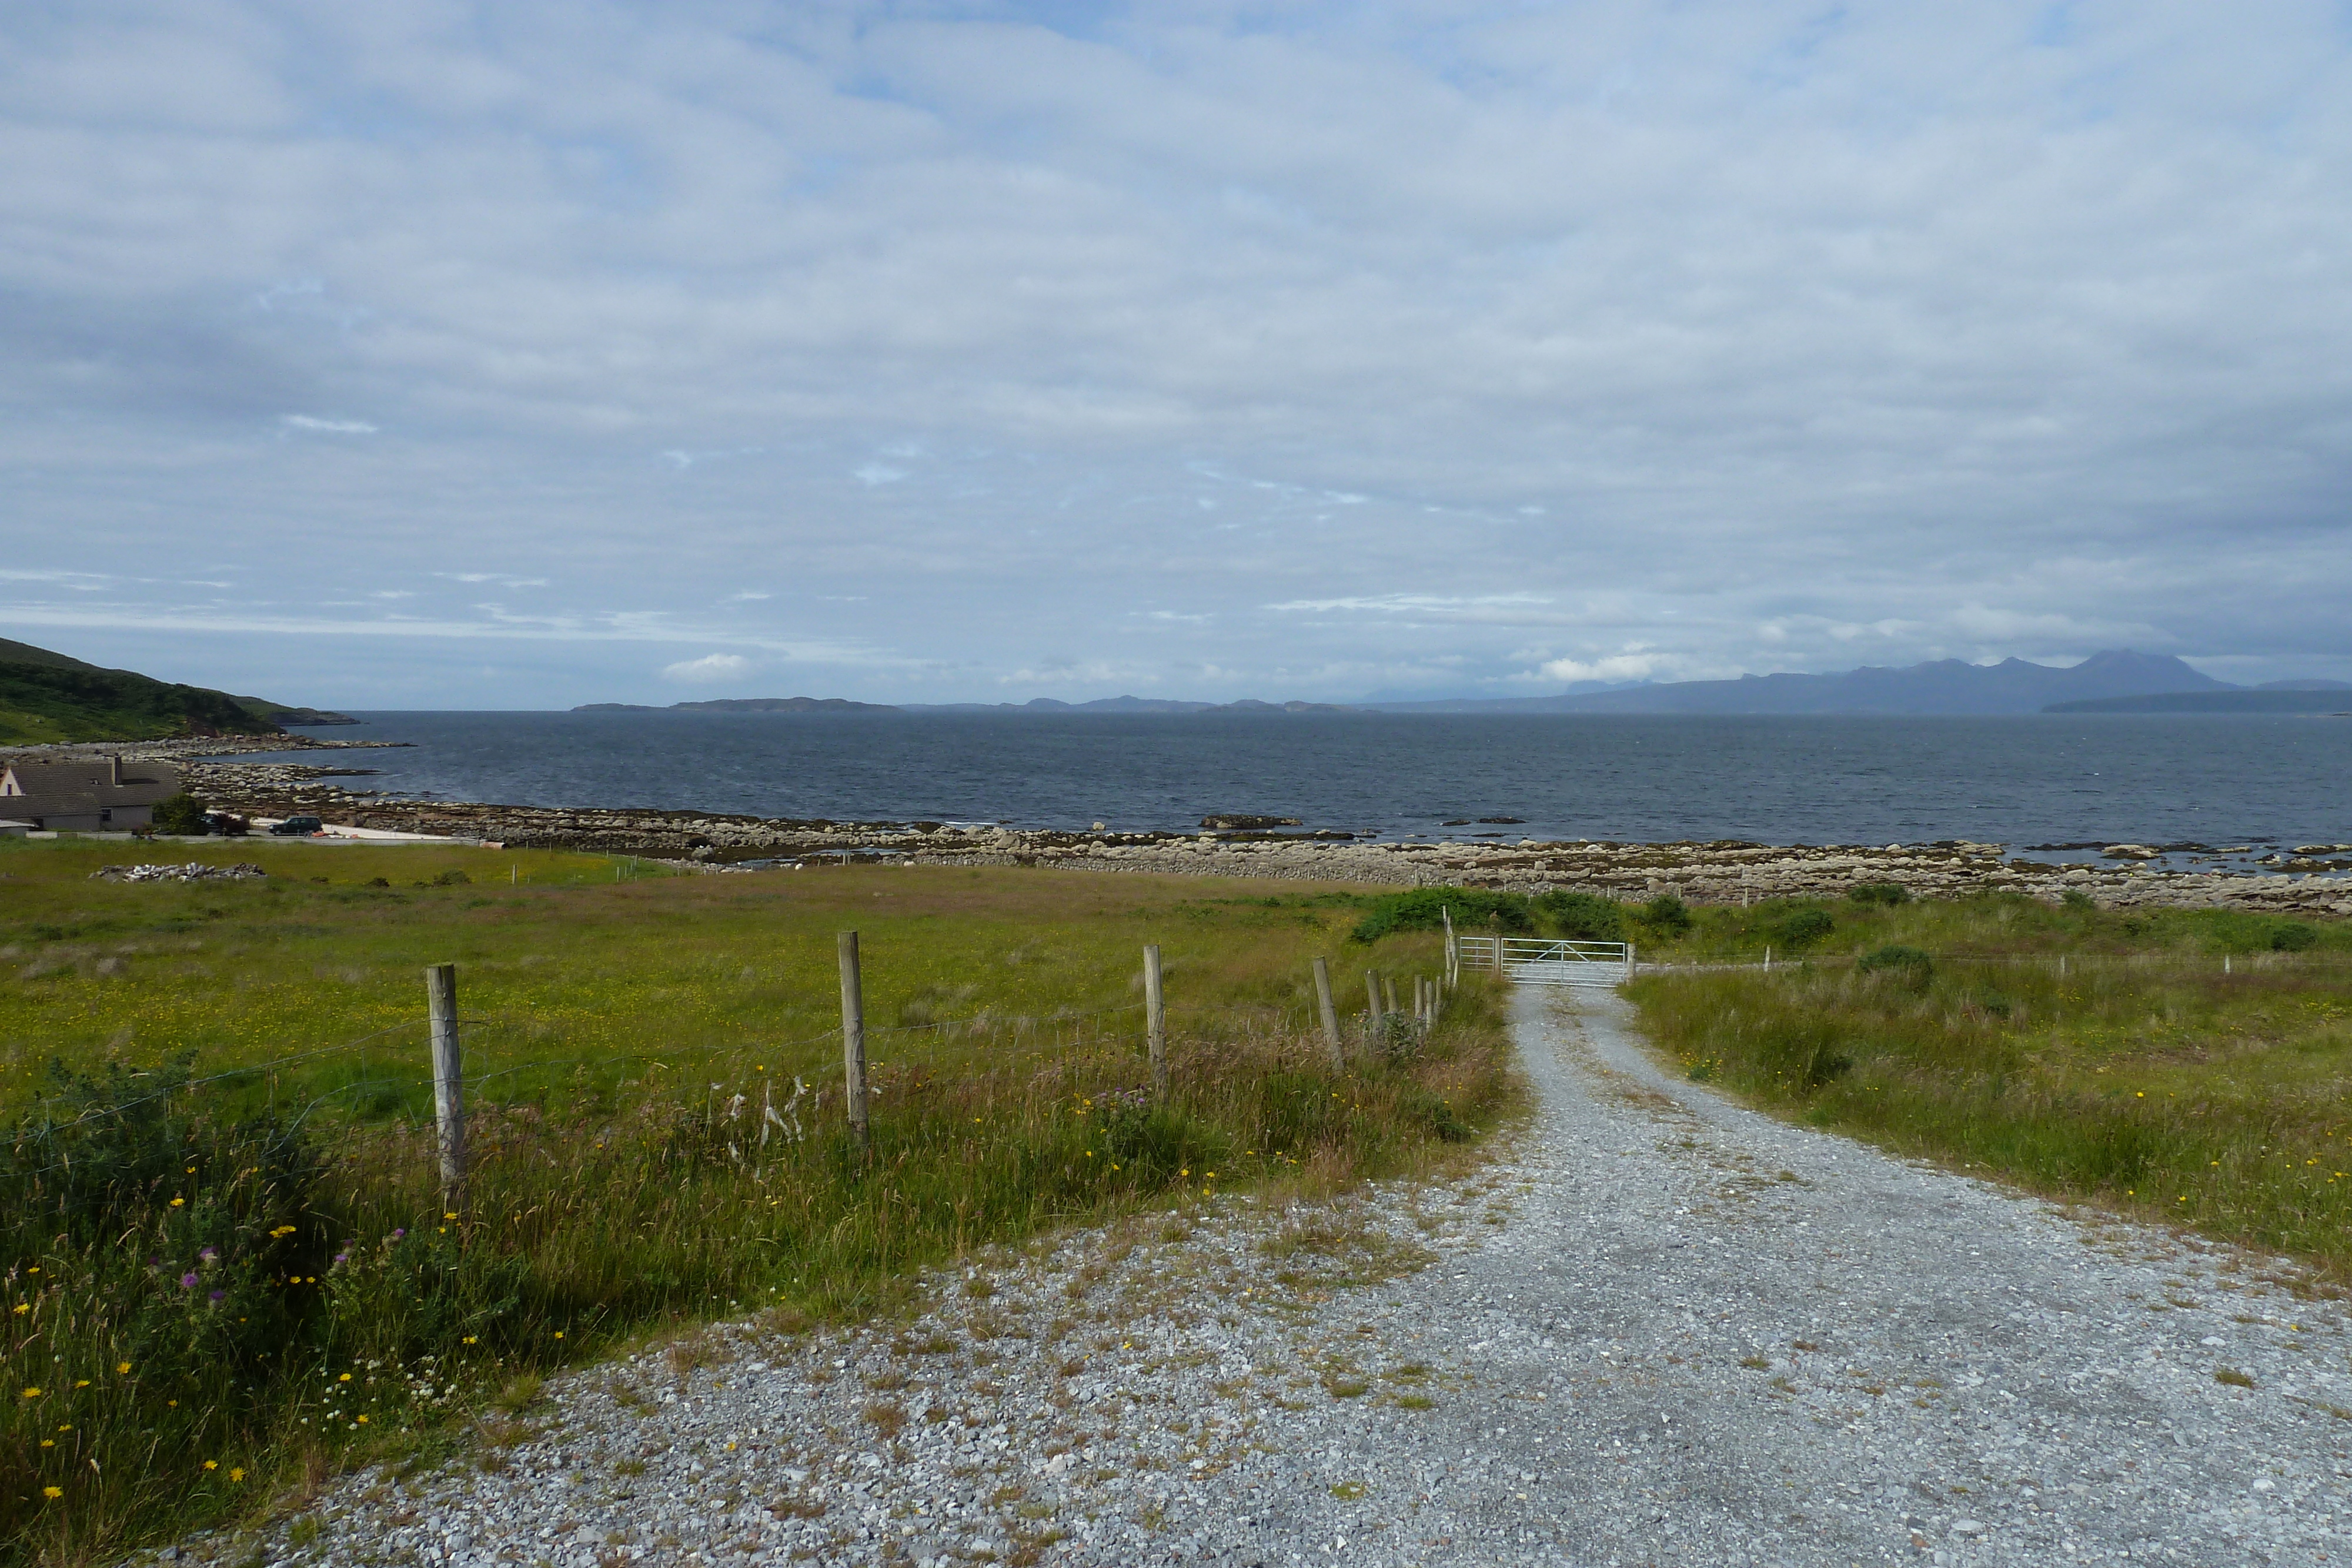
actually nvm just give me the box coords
[156,989,2352,1567]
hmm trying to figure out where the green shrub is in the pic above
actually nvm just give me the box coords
[1370,1012,1425,1065]
[1857,945,1935,987]
[149,793,208,835]
[1398,1088,1474,1142]
[1772,907,1835,949]
[1847,882,1910,906]
[1096,1098,1224,1184]
[2060,888,2097,911]
[1635,894,1693,938]
[432,869,471,887]
[1533,890,1624,942]
[1351,887,1529,942]
[2194,910,2326,955]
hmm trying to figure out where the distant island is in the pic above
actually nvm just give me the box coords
[0,636,353,744]
[576,697,902,714]
[574,696,1356,716]
[2046,688,2352,714]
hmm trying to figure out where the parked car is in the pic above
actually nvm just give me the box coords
[269,814,323,836]
[202,811,249,837]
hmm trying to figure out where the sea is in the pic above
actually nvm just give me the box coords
[243,711,2352,870]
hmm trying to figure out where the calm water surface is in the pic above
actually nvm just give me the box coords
[259,711,2352,857]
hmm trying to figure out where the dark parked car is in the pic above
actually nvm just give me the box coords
[202,811,249,837]
[268,814,323,836]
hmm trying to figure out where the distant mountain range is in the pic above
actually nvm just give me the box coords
[572,650,2348,720]
[900,697,1352,715]
[1358,651,2350,717]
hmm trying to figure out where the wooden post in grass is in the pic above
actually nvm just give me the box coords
[1143,944,1168,1100]
[1312,957,1344,1069]
[1364,969,1382,1026]
[1382,975,1398,1017]
[838,931,870,1152]
[425,963,466,1207]
[1441,906,1456,990]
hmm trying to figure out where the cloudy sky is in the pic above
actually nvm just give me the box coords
[6,2,2349,707]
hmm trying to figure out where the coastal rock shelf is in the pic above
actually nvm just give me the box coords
[178,764,2352,916]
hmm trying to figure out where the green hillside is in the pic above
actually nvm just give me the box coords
[0,638,288,744]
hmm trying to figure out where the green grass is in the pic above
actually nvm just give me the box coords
[0,659,280,744]
[1626,892,2352,1283]
[0,837,1509,1564]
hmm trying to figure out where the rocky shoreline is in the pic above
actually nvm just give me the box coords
[167,757,2352,917]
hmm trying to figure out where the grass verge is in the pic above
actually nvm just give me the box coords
[0,838,1514,1564]
[1623,892,2352,1283]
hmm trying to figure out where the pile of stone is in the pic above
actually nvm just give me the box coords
[90,862,268,883]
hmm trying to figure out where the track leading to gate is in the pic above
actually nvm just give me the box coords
[225,988,2351,1568]
[1264,985,2352,1566]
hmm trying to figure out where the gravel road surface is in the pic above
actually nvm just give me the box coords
[209,987,2352,1568]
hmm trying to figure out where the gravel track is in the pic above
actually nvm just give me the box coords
[205,989,2352,1568]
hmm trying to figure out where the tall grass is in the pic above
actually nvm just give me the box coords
[0,840,1511,1563]
[1630,930,2352,1281]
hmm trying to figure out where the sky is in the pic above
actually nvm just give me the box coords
[5,1,2350,708]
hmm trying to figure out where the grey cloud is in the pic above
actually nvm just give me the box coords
[1,1,2348,706]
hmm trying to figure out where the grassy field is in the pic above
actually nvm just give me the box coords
[0,838,1515,1564]
[1621,888,2352,1287]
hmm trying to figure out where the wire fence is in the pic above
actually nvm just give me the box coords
[1,946,1445,1189]
[1633,948,2350,978]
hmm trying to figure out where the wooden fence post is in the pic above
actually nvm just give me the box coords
[1364,969,1381,1024]
[1382,975,1398,1018]
[1312,957,1344,1069]
[425,963,465,1208]
[1144,944,1167,1099]
[1441,907,1456,990]
[838,931,869,1152]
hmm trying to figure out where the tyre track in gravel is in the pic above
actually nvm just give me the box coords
[205,987,2352,1568]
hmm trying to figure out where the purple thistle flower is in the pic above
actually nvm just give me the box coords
[198,1247,218,1263]
[389,1229,406,1241]
[208,1290,225,1303]
[333,1253,349,1266]
[180,1272,199,1289]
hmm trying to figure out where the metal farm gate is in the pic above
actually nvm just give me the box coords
[1456,935,1634,988]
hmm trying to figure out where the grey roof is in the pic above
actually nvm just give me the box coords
[0,760,182,820]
